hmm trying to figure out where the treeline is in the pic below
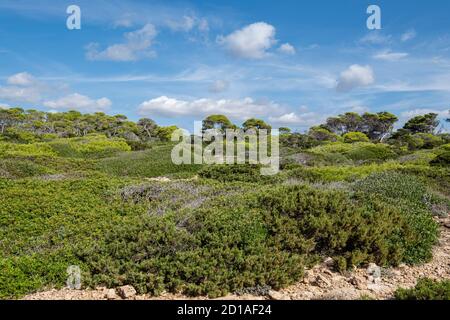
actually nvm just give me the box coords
[282,111,450,151]
[0,107,449,151]
[0,108,177,144]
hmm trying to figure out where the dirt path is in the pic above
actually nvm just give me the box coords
[23,217,450,301]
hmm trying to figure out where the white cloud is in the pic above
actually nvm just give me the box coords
[401,29,416,42]
[278,43,296,55]
[7,72,35,86]
[336,64,375,92]
[0,103,9,109]
[166,15,196,32]
[86,24,157,61]
[138,96,282,120]
[269,111,320,126]
[217,22,277,59]
[359,32,392,45]
[209,80,229,93]
[373,50,409,61]
[43,93,112,112]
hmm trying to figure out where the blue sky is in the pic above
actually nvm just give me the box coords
[0,0,449,132]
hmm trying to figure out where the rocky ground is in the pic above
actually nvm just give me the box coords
[23,216,450,301]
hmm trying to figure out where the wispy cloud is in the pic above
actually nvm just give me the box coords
[373,50,409,61]
[86,24,157,62]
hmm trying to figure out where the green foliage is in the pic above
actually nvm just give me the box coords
[413,133,444,149]
[97,144,201,178]
[0,141,56,158]
[308,127,341,142]
[48,135,131,158]
[395,278,450,300]
[431,151,450,166]
[310,142,396,162]
[343,132,370,143]
[353,172,439,263]
[403,113,439,134]
[256,184,436,270]
[198,164,280,183]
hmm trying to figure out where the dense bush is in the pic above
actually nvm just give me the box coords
[97,144,201,178]
[256,185,437,269]
[343,132,370,143]
[310,142,396,162]
[413,133,444,149]
[431,151,450,166]
[48,135,131,158]
[395,278,450,300]
[353,172,440,263]
[199,164,280,183]
[0,141,56,158]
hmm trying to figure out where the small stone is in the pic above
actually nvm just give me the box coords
[348,276,366,290]
[314,275,331,288]
[117,285,137,299]
[323,257,334,267]
[105,289,119,300]
[367,263,381,282]
[268,290,290,300]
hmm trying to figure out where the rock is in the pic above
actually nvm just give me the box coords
[268,290,290,300]
[367,263,381,283]
[314,275,331,288]
[323,257,334,267]
[117,285,137,299]
[105,289,119,300]
[348,276,367,290]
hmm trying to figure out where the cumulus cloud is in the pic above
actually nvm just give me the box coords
[278,43,296,55]
[208,80,229,93]
[373,50,409,61]
[269,111,320,127]
[336,64,375,92]
[401,29,416,42]
[217,22,277,59]
[43,93,112,112]
[7,72,36,86]
[86,24,157,61]
[0,72,43,103]
[138,96,282,120]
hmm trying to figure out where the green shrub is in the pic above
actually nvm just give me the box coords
[431,151,450,166]
[199,164,280,183]
[343,132,370,143]
[0,158,52,178]
[48,135,131,158]
[353,172,439,263]
[395,278,450,300]
[97,144,201,178]
[345,144,396,161]
[0,141,56,158]
[413,133,444,149]
[309,142,396,162]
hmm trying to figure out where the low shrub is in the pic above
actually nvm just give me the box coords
[430,151,450,166]
[353,172,439,263]
[0,141,56,158]
[395,278,450,300]
[199,164,280,183]
[255,185,437,269]
[48,135,131,158]
[343,132,370,143]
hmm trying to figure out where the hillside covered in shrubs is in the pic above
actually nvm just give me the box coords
[0,107,449,299]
